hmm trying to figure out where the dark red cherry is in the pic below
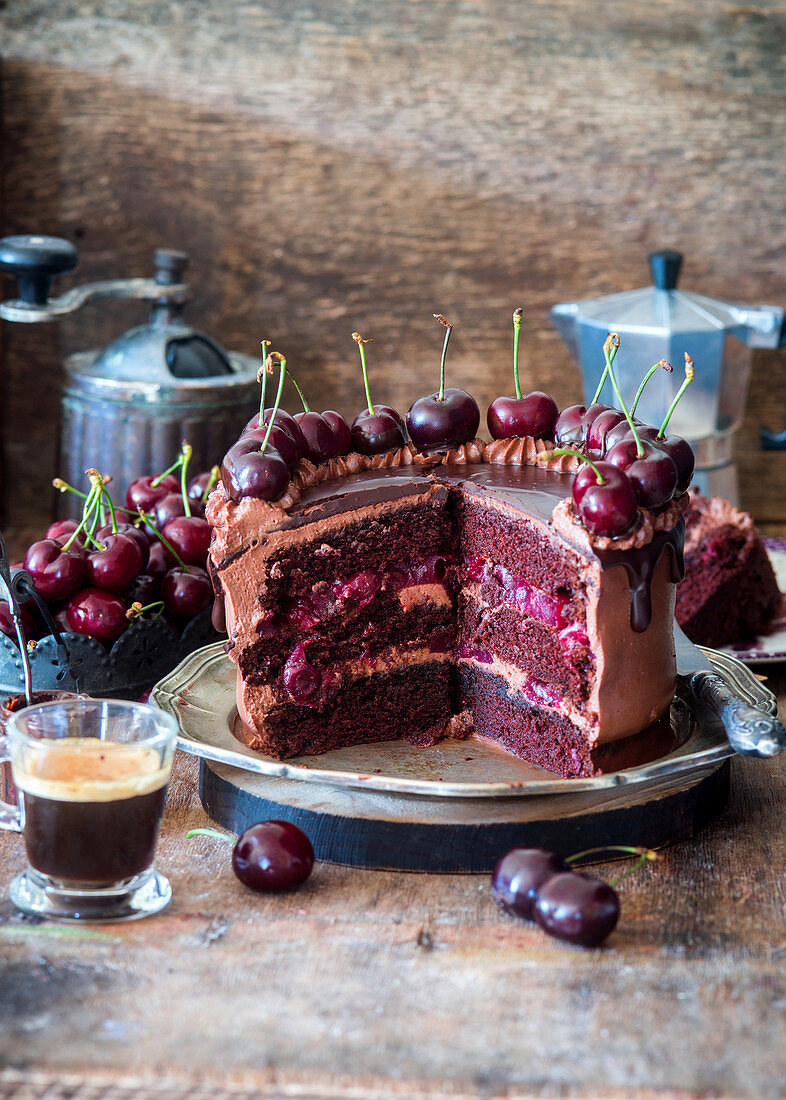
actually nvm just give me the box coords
[572,461,639,538]
[66,588,127,643]
[605,439,678,509]
[162,515,212,566]
[294,411,346,463]
[322,411,352,455]
[86,532,144,593]
[146,539,176,579]
[244,407,305,451]
[125,474,179,513]
[225,449,290,503]
[129,572,161,605]
[407,387,480,449]
[553,404,587,444]
[24,540,86,600]
[580,403,615,440]
[187,471,213,508]
[46,519,84,544]
[657,435,694,495]
[533,871,620,947]
[487,391,558,441]
[241,424,302,468]
[351,405,408,455]
[96,522,149,569]
[0,599,37,644]
[602,419,656,453]
[152,491,186,530]
[161,566,212,619]
[491,847,567,920]
[585,409,627,453]
[232,820,314,892]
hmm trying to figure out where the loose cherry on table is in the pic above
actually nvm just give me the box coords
[406,315,479,448]
[161,565,212,619]
[349,332,408,455]
[232,820,314,892]
[533,872,620,948]
[491,848,567,920]
[66,587,128,643]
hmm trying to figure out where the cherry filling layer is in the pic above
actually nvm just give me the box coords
[465,554,589,653]
[284,554,454,631]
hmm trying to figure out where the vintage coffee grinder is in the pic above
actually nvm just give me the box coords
[0,235,260,516]
[549,250,786,503]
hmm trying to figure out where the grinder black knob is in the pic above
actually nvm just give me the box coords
[0,235,78,306]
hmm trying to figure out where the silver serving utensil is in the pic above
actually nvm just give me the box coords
[675,624,786,757]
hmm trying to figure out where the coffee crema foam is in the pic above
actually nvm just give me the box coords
[13,739,170,803]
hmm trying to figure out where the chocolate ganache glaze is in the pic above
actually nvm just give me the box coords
[207,437,687,635]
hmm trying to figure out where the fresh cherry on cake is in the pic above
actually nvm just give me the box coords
[126,473,179,513]
[66,587,128,643]
[349,332,408,455]
[243,407,306,454]
[533,872,620,948]
[657,434,694,494]
[605,438,678,509]
[162,515,212,566]
[295,410,349,463]
[24,539,86,601]
[556,454,639,537]
[241,423,302,468]
[225,449,290,504]
[406,316,479,448]
[85,532,144,593]
[487,309,559,440]
[491,848,567,920]
[553,404,587,444]
[161,565,212,619]
[585,408,627,454]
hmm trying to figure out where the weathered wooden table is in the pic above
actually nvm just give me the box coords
[0,666,784,1099]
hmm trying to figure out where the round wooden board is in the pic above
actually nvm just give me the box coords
[198,754,731,873]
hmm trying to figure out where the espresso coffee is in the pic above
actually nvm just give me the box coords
[14,739,169,887]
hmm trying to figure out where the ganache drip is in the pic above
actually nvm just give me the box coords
[596,519,685,632]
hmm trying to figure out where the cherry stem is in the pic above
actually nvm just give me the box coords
[565,844,657,886]
[512,308,523,399]
[179,442,193,518]
[260,354,287,453]
[590,335,619,405]
[541,448,606,484]
[257,340,270,426]
[353,332,374,415]
[61,484,100,551]
[53,479,137,519]
[201,466,220,504]
[433,313,452,402]
[658,353,695,439]
[137,511,190,572]
[126,600,165,622]
[630,360,672,419]
[185,827,236,844]
[151,455,183,488]
[603,333,644,458]
[286,368,310,413]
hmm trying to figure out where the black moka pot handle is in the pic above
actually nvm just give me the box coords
[0,235,78,306]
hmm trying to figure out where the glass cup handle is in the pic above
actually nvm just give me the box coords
[0,738,21,832]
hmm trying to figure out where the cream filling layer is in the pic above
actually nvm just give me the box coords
[458,654,596,732]
[243,644,452,712]
[397,582,452,611]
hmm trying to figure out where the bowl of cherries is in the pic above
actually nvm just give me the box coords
[0,445,224,701]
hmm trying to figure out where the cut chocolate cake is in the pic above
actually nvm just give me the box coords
[207,332,694,779]
[676,493,781,648]
[208,441,687,778]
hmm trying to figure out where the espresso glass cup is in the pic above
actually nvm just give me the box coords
[0,699,178,922]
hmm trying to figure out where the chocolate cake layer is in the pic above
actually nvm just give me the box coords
[236,661,454,758]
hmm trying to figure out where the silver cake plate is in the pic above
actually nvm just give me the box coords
[150,642,775,800]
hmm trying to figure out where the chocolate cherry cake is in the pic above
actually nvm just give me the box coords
[206,335,694,779]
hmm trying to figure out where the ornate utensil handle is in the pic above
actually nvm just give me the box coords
[690,671,786,757]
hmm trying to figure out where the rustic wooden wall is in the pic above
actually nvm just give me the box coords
[1,1,785,525]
